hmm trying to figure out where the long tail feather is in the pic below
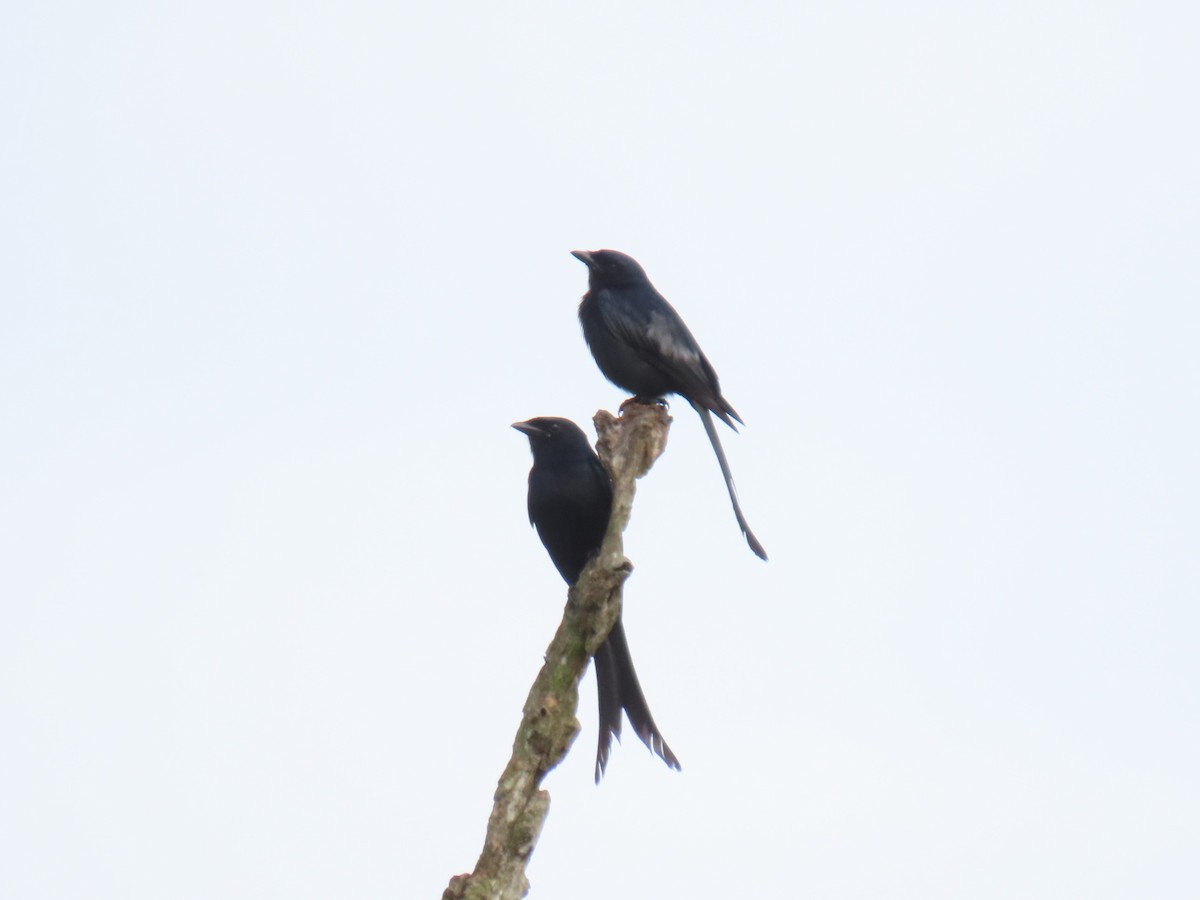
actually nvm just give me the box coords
[693,402,768,560]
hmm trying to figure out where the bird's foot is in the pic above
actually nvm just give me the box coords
[619,395,669,416]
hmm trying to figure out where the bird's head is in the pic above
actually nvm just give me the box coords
[512,417,593,458]
[570,249,649,289]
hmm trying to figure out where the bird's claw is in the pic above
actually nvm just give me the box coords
[618,396,669,416]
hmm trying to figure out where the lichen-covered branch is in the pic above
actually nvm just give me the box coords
[442,402,671,900]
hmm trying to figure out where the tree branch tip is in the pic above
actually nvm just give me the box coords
[593,402,672,482]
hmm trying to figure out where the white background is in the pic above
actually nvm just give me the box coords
[4,2,1197,897]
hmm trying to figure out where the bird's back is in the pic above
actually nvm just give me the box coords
[580,282,731,419]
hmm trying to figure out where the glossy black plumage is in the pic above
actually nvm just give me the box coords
[572,249,768,560]
[513,416,680,782]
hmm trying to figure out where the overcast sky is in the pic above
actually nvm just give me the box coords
[3,2,1198,898]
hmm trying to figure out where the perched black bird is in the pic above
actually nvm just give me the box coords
[513,416,680,782]
[572,249,768,560]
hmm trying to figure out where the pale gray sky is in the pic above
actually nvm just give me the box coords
[3,2,1198,898]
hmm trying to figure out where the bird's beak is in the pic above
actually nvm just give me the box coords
[512,420,543,437]
[570,250,593,266]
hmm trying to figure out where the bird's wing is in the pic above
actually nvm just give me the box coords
[598,291,722,395]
